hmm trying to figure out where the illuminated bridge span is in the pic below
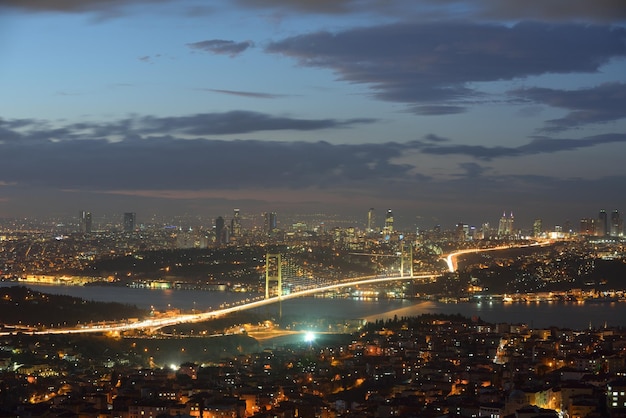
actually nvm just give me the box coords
[5,241,550,336]
[8,272,439,336]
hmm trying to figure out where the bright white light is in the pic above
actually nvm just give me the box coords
[169,363,178,371]
[304,332,315,343]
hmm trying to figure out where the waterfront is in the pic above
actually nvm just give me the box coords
[2,282,625,330]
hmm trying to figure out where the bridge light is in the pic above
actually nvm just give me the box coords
[304,332,315,343]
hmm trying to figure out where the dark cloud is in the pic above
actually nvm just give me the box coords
[267,22,626,108]
[187,39,254,57]
[134,111,376,135]
[418,133,626,160]
[237,0,626,23]
[457,162,488,178]
[0,134,409,192]
[201,88,287,99]
[423,134,450,143]
[477,0,626,23]
[0,112,373,140]
[512,82,626,132]
[411,105,467,115]
[3,0,625,24]
[2,116,625,227]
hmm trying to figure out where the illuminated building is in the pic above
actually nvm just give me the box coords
[215,216,227,245]
[79,210,92,234]
[498,212,514,237]
[579,218,595,235]
[367,208,376,233]
[231,208,241,237]
[383,209,393,234]
[123,212,136,232]
[607,378,626,415]
[610,210,622,237]
[264,212,277,235]
[533,218,542,237]
[598,209,608,236]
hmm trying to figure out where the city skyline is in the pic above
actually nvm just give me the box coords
[1,1,625,225]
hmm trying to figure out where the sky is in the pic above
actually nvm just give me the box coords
[1,0,626,231]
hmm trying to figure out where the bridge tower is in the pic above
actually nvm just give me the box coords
[399,244,413,278]
[265,253,282,299]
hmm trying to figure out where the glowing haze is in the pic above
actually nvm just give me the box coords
[1,0,625,230]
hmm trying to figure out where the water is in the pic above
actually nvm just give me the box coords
[2,282,625,330]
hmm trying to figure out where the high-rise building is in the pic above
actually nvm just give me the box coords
[367,208,376,233]
[533,219,542,238]
[231,208,241,237]
[498,212,514,237]
[456,223,469,241]
[264,212,277,235]
[598,210,608,236]
[383,209,394,234]
[79,210,92,234]
[610,210,622,237]
[215,216,226,245]
[579,218,595,235]
[123,212,136,232]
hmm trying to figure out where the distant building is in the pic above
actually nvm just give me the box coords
[533,218,542,237]
[498,212,514,237]
[367,208,376,233]
[264,212,277,235]
[231,208,241,237]
[383,209,394,234]
[215,216,226,245]
[579,218,595,235]
[79,210,92,234]
[610,210,622,237]
[123,212,136,232]
[598,209,608,236]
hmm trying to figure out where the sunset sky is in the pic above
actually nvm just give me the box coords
[1,0,625,230]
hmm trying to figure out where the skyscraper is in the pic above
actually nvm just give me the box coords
[79,210,92,234]
[610,210,622,237]
[264,212,277,235]
[231,208,241,237]
[123,212,136,232]
[367,208,376,233]
[579,218,595,235]
[598,210,608,236]
[383,209,394,234]
[215,216,226,245]
[498,212,514,237]
[533,219,542,237]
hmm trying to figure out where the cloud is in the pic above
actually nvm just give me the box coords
[267,22,626,109]
[417,133,626,160]
[512,82,626,132]
[4,0,626,24]
[423,134,451,143]
[187,39,254,57]
[0,112,374,142]
[476,0,626,23]
[134,111,376,135]
[0,134,410,192]
[239,0,626,23]
[410,105,467,115]
[200,88,287,99]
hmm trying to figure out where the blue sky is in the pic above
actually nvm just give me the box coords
[1,0,625,230]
